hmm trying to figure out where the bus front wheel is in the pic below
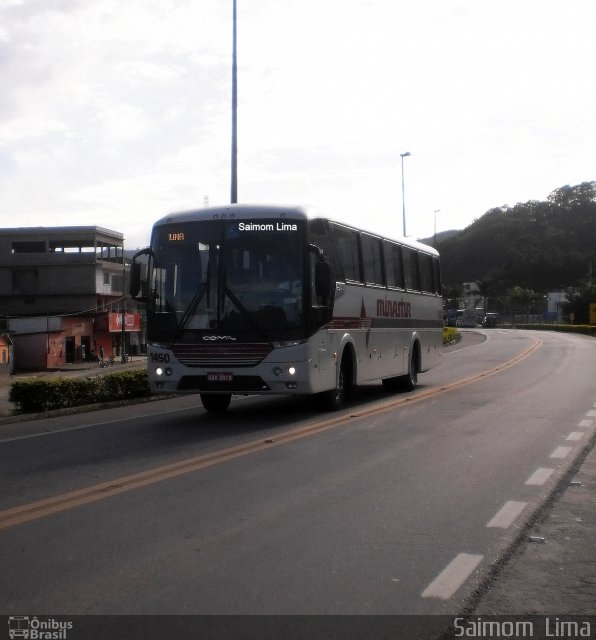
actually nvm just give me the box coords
[400,345,419,391]
[319,351,353,411]
[200,393,232,413]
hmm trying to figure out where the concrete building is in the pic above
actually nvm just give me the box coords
[0,226,143,371]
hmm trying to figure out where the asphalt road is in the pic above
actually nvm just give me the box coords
[1,329,595,635]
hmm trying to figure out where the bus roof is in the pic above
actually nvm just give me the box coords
[154,204,438,256]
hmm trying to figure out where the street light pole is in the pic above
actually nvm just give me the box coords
[434,209,440,246]
[400,151,411,236]
[121,253,127,363]
[230,0,238,204]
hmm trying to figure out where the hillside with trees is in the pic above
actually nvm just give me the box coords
[436,182,596,299]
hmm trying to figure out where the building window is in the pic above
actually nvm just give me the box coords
[103,272,111,286]
[11,241,46,253]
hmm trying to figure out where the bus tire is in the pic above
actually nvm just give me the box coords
[319,350,353,411]
[200,393,232,413]
[400,344,419,391]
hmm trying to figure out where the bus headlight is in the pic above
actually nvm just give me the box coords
[156,367,164,376]
[273,366,296,377]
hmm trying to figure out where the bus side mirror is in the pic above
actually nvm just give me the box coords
[130,248,151,301]
[315,260,334,307]
[130,262,143,300]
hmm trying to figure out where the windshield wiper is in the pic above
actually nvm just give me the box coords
[175,281,208,339]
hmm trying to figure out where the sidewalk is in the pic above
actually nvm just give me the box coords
[472,433,596,616]
[0,359,594,619]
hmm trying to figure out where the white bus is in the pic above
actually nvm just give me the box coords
[130,205,443,413]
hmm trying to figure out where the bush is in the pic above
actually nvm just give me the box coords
[9,370,151,413]
[443,327,460,345]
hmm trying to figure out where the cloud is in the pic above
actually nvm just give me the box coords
[0,0,594,247]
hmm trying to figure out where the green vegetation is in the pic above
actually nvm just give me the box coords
[437,182,595,285]
[9,370,151,413]
[436,181,596,324]
[443,327,460,345]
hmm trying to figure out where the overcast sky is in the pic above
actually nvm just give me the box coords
[1,0,595,248]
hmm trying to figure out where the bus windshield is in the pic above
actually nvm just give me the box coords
[147,219,306,343]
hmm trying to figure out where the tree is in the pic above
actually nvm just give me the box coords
[437,181,596,293]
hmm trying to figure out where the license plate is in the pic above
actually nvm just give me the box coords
[207,372,233,382]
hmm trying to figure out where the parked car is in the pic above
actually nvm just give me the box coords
[482,313,499,327]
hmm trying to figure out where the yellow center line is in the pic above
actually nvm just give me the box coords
[0,335,542,531]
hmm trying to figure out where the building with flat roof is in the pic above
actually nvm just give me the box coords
[0,226,143,370]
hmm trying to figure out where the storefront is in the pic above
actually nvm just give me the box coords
[94,312,142,359]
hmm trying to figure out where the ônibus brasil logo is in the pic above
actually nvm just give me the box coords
[8,616,73,640]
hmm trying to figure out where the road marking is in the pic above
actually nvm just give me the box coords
[578,419,593,428]
[566,432,584,441]
[421,553,484,600]
[486,500,527,528]
[0,404,197,444]
[525,468,554,485]
[0,334,544,529]
[587,410,596,418]
[550,446,572,459]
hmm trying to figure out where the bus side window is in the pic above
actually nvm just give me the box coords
[418,253,434,293]
[403,247,420,291]
[310,219,342,281]
[331,224,362,283]
[361,233,384,286]
[433,257,441,294]
[384,241,404,289]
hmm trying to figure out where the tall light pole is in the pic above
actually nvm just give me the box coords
[230,0,238,203]
[400,151,411,236]
[434,209,440,246]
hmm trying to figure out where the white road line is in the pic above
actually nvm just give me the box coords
[486,500,527,528]
[578,419,593,428]
[525,468,554,485]
[550,446,572,459]
[0,404,198,443]
[566,432,584,441]
[587,410,596,418]
[421,553,484,600]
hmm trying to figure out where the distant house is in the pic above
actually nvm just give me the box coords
[0,332,13,378]
[0,226,144,371]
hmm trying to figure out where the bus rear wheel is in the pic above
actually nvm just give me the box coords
[200,393,232,413]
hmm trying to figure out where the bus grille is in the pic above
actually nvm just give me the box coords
[172,342,273,367]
